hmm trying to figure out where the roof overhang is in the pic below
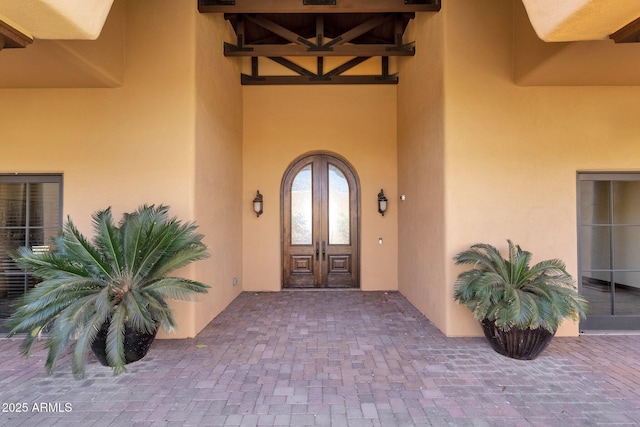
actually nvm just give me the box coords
[522,0,640,42]
[0,0,114,40]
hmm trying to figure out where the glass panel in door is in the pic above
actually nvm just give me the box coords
[291,165,313,245]
[328,164,350,245]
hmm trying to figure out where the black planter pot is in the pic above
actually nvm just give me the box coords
[91,323,158,367]
[481,319,555,360]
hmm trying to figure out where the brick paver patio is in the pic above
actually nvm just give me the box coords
[1,291,639,426]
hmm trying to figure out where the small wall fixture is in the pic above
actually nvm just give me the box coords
[378,189,388,216]
[253,190,263,217]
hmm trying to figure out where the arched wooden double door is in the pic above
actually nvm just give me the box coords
[282,153,359,288]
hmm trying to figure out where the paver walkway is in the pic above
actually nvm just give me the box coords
[1,291,640,426]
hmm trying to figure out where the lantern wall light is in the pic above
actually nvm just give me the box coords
[378,189,388,216]
[253,190,263,217]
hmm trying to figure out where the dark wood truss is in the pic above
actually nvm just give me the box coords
[0,19,33,51]
[198,0,441,85]
[611,17,640,43]
[198,0,441,14]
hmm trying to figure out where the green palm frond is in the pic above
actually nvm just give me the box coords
[60,219,115,281]
[12,247,94,281]
[122,292,156,334]
[7,204,210,378]
[106,305,127,375]
[44,294,101,374]
[92,208,124,274]
[145,242,209,282]
[141,277,209,300]
[142,290,178,332]
[453,240,588,332]
[70,314,105,378]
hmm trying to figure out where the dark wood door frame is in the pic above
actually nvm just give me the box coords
[281,151,360,289]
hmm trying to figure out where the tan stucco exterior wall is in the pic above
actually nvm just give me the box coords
[242,85,398,292]
[4,0,640,340]
[397,7,447,333]
[398,0,640,337]
[192,12,244,334]
[0,0,195,224]
[0,1,243,339]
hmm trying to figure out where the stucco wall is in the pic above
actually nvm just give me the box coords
[193,12,244,334]
[5,0,640,340]
[442,0,640,336]
[397,10,447,332]
[0,0,195,229]
[242,85,398,292]
[0,0,242,339]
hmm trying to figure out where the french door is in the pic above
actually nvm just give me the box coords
[282,153,359,288]
[578,172,640,331]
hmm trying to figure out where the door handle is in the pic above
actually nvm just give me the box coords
[322,241,326,261]
[316,241,319,261]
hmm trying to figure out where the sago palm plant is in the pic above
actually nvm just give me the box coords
[6,204,210,378]
[453,240,588,333]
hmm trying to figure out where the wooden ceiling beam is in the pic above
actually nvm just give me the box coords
[244,14,312,47]
[224,12,416,57]
[324,14,392,47]
[242,52,397,85]
[240,74,399,85]
[610,16,640,43]
[268,56,317,77]
[324,56,369,77]
[0,19,33,50]
[211,2,439,85]
[199,0,440,14]
[224,42,415,57]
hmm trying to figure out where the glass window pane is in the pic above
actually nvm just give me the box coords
[580,180,610,225]
[291,165,312,245]
[582,274,612,315]
[0,176,62,325]
[329,164,349,245]
[27,182,60,246]
[614,226,640,270]
[580,226,611,270]
[613,181,640,224]
[0,183,27,227]
[614,280,640,315]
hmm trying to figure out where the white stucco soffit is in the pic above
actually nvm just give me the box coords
[0,0,114,39]
[522,0,640,41]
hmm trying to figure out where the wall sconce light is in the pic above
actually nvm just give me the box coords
[378,189,388,216]
[253,190,263,217]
